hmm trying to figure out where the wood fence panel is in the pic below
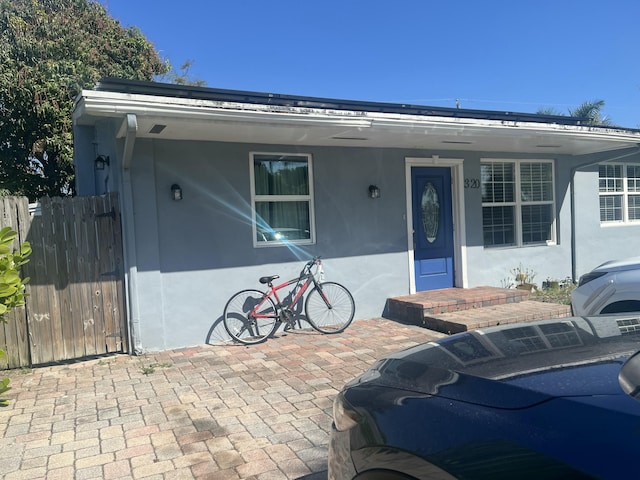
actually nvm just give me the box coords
[47,197,73,361]
[62,197,88,359]
[77,196,101,356]
[13,198,32,367]
[24,207,56,366]
[99,194,127,353]
[0,197,30,369]
[0,194,127,368]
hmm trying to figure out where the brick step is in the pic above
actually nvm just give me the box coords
[386,286,530,325]
[385,287,572,334]
[418,300,572,335]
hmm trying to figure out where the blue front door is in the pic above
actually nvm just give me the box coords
[412,167,454,291]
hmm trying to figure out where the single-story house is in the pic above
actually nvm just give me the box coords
[72,77,640,352]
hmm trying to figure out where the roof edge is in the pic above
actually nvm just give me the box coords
[94,77,620,130]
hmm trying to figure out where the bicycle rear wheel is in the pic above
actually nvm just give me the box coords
[305,282,355,334]
[223,289,279,344]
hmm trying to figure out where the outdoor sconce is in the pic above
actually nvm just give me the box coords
[171,183,183,201]
[94,155,110,170]
[368,185,380,199]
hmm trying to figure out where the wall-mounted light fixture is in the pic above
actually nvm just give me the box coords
[95,155,110,170]
[368,184,380,199]
[171,183,183,201]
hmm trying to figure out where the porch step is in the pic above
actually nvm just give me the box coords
[385,287,572,334]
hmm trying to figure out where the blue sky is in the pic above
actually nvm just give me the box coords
[100,0,640,128]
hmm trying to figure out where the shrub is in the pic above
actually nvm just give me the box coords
[0,226,31,406]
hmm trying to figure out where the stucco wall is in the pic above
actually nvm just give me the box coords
[77,126,640,351]
[573,164,640,278]
[461,153,575,288]
[131,140,412,350]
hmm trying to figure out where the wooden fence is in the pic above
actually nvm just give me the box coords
[0,194,128,368]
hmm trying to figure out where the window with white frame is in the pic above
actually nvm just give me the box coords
[250,153,314,246]
[481,159,555,247]
[599,164,640,223]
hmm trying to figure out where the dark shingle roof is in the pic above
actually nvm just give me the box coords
[95,77,592,127]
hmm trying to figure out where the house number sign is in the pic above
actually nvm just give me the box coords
[464,178,480,188]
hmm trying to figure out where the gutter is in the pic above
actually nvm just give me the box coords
[119,113,143,354]
[570,146,640,281]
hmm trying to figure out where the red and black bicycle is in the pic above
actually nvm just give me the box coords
[222,257,355,344]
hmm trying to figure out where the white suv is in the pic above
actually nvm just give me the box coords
[571,257,640,316]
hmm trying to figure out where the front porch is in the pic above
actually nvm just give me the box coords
[386,286,572,335]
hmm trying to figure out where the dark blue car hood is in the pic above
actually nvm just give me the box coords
[350,316,640,408]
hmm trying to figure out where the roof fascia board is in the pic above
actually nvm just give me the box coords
[75,90,640,145]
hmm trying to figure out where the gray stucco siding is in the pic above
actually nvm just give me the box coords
[74,125,640,351]
[460,153,574,288]
[573,165,640,278]
[131,140,413,349]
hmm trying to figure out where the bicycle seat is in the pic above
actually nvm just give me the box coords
[259,275,279,284]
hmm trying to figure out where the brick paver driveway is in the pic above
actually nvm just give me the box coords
[0,319,444,479]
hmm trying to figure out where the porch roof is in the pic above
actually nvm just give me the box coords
[73,77,640,156]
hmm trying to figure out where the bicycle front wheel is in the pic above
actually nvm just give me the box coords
[305,282,355,334]
[223,289,279,344]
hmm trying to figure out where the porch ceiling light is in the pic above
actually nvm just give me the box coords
[369,185,380,199]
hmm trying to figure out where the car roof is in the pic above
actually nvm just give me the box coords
[362,315,640,408]
[593,256,640,272]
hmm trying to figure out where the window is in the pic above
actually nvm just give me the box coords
[481,160,555,247]
[599,164,640,223]
[250,153,315,246]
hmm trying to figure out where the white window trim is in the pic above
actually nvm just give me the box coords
[599,163,640,225]
[481,158,557,248]
[249,152,316,248]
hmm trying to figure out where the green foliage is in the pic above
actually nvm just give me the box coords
[140,361,172,375]
[510,264,536,287]
[0,227,31,319]
[0,352,10,406]
[159,59,207,87]
[530,279,576,305]
[537,99,614,126]
[0,226,30,407]
[0,0,169,200]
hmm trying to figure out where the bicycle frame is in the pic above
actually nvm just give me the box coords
[222,256,354,344]
[250,261,330,320]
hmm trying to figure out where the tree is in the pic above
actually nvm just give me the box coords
[537,100,614,126]
[0,0,169,201]
[159,59,207,87]
[568,100,613,126]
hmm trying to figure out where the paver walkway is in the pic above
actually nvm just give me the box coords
[0,319,445,479]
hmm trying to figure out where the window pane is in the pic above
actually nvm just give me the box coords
[483,206,515,246]
[629,195,640,221]
[628,166,640,193]
[255,201,310,242]
[599,165,623,192]
[521,204,553,244]
[482,163,515,203]
[600,195,622,222]
[521,163,553,202]
[254,156,309,195]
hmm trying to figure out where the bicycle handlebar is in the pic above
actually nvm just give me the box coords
[300,256,322,277]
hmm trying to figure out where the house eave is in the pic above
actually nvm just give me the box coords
[73,89,640,156]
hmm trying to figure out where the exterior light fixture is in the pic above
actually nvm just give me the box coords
[95,155,110,170]
[368,185,380,199]
[171,184,183,201]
